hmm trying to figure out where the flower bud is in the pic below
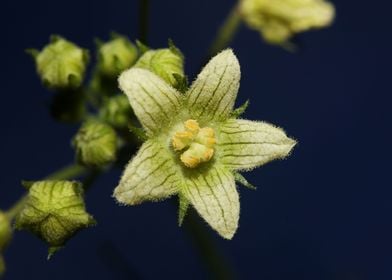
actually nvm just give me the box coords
[0,212,11,252]
[97,35,138,78]
[99,95,133,129]
[30,35,89,89]
[15,181,95,255]
[73,119,117,166]
[134,43,184,87]
[240,0,335,45]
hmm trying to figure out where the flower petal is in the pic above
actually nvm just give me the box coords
[186,49,240,123]
[218,119,296,170]
[114,140,180,205]
[182,165,239,239]
[118,68,182,134]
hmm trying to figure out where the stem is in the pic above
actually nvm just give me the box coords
[184,210,235,280]
[207,3,242,57]
[138,0,150,44]
[45,164,87,180]
[5,196,28,221]
[5,164,87,220]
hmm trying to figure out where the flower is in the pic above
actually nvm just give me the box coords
[240,0,335,45]
[113,49,296,239]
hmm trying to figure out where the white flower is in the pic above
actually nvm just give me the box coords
[114,49,296,239]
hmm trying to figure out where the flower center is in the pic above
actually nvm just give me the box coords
[172,119,216,168]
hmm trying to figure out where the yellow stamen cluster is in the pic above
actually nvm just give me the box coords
[172,119,216,168]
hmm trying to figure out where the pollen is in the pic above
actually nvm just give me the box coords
[184,119,200,133]
[172,119,216,168]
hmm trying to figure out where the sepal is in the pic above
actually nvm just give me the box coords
[128,124,148,142]
[233,172,256,190]
[136,40,150,54]
[178,194,190,226]
[230,100,249,118]
[172,73,189,93]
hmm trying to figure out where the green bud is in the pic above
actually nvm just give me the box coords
[134,43,184,87]
[73,119,117,166]
[97,35,138,78]
[15,181,95,255]
[99,95,133,129]
[30,36,89,89]
[0,212,11,252]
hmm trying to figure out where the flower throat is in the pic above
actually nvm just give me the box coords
[172,119,216,168]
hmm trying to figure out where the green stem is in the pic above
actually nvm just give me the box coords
[184,210,235,280]
[138,0,150,44]
[4,196,28,221]
[207,3,242,57]
[5,164,87,220]
[45,164,87,180]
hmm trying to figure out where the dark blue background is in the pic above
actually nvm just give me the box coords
[1,0,391,279]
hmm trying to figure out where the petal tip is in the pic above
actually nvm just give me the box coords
[112,184,139,206]
[216,48,239,65]
[118,67,152,87]
[285,137,297,157]
[118,68,133,92]
[220,229,237,240]
[112,186,128,205]
[218,48,234,56]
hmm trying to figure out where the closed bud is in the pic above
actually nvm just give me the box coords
[97,35,138,78]
[30,36,89,89]
[15,181,95,255]
[73,119,117,166]
[240,0,335,45]
[99,95,133,129]
[0,212,11,252]
[134,42,185,87]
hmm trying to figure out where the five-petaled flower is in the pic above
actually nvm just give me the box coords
[113,49,296,239]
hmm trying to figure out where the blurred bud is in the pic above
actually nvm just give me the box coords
[135,41,184,87]
[50,90,86,123]
[73,119,117,166]
[97,35,138,78]
[29,35,89,89]
[0,212,11,252]
[240,0,335,45]
[99,95,133,129]
[0,255,5,277]
[15,181,95,256]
